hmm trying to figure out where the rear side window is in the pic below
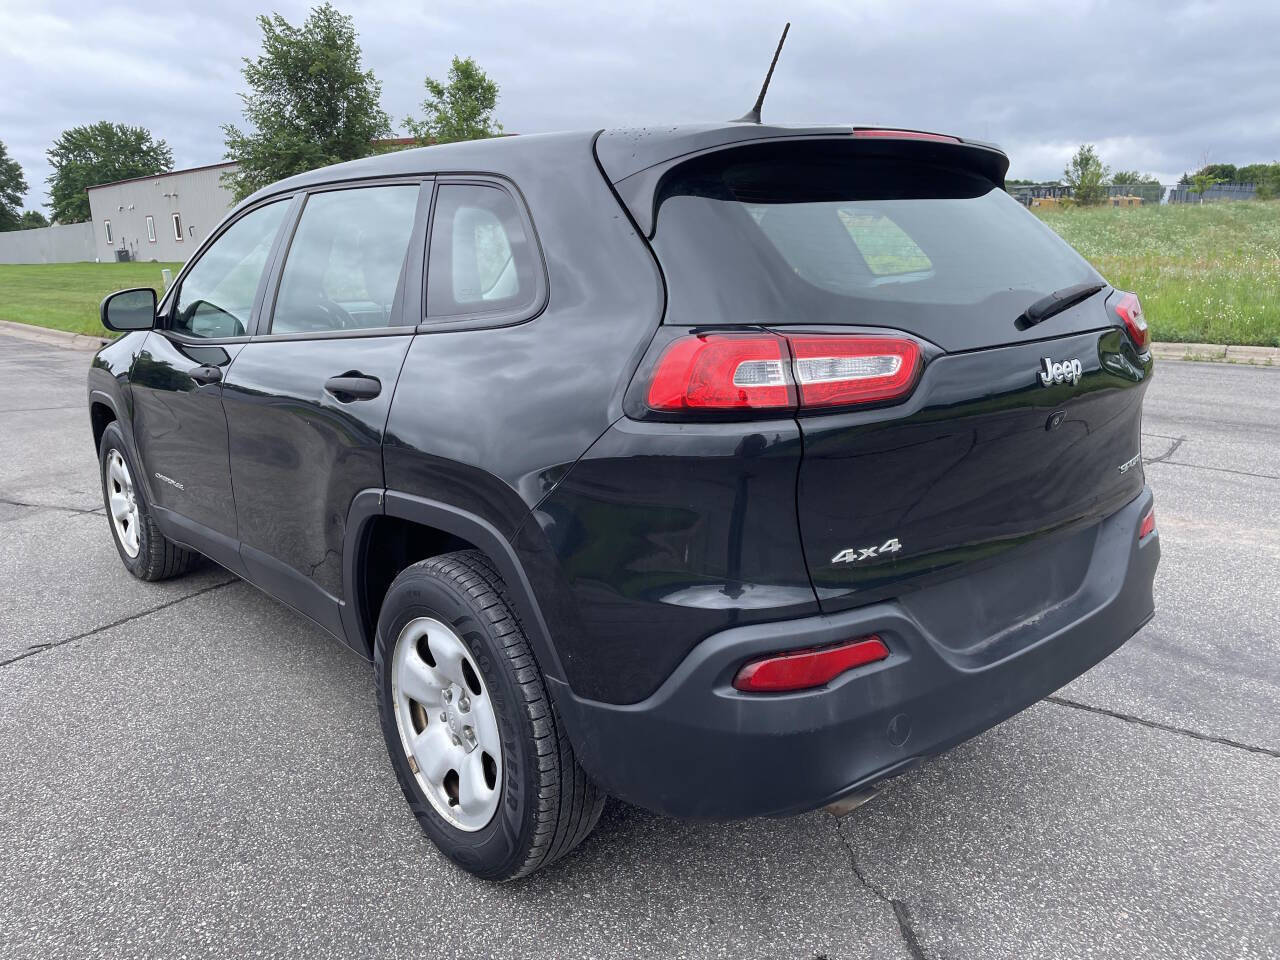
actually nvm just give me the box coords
[271,184,420,335]
[651,141,1100,333]
[426,183,539,321]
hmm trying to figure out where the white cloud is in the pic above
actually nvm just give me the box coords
[3,0,1278,210]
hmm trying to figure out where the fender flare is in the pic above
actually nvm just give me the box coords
[88,382,155,506]
[341,489,568,687]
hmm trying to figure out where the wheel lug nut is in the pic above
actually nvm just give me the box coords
[451,734,461,745]
[459,697,470,711]
[439,712,447,722]
[463,726,475,742]
[443,689,453,703]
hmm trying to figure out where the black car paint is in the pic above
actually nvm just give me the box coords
[88,124,1158,819]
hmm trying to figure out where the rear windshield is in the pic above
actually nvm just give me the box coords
[650,141,1101,336]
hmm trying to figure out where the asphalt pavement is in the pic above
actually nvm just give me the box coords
[0,329,1276,960]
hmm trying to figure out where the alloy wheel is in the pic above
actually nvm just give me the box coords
[391,617,502,831]
[105,449,140,558]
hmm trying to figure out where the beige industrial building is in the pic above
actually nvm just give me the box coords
[86,162,238,263]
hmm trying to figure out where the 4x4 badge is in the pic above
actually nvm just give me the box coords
[832,538,903,565]
[1039,357,1083,387]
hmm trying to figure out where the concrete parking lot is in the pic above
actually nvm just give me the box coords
[1,329,1276,960]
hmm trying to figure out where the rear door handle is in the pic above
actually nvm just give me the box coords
[188,364,223,385]
[324,374,382,402]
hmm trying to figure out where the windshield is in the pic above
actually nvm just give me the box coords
[650,142,1103,348]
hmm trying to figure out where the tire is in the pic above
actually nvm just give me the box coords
[98,421,197,581]
[374,549,605,880]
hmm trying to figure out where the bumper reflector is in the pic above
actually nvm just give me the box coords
[733,636,890,693]
[1139,507,1156,540]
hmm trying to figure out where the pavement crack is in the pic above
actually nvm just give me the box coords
[1046,696,1280,758]
[0,497,101,518]
[1143,436,1185,466]
[0,579,237,669]
[835,818,929,960]
[1141,458,1280,482]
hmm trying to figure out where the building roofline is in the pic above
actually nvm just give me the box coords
[86,161,239,193]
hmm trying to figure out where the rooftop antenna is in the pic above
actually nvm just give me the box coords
[735,22,790,123]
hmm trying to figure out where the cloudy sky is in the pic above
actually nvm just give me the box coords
[4,0,1278,210]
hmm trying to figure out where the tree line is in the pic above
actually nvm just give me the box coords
[0,2,502,230]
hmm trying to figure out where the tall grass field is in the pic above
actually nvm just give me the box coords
[0,202,1276,345]
[1036,202,1280,347]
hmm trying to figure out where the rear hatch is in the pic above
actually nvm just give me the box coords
[623,132,1153,612]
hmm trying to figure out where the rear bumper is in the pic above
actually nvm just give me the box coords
[553,487,1158,818]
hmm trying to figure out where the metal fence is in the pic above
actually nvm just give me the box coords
[1167,182,1258,204]
[0,222,97,264]
[1010,181,1265,207]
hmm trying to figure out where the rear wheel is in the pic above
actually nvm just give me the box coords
[374,550,605,880]
[98,422,197,581]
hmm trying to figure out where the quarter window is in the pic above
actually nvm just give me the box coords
[271,184,420,335]
[172,212,183,241]
[171,199,289,339]
[103,220,112,244]
[146,216,156,243]
[426,183,538,320]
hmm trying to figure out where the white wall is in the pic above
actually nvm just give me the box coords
[0,222,97,264]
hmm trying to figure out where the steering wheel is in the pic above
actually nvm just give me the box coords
[314,296,356,331]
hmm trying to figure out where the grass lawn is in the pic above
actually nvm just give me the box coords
[1036,201,1280,347]
[0,262,181,337]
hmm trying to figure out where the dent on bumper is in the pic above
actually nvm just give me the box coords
[553,488,1159,819]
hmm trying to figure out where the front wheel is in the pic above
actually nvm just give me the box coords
[373,550,605,880]
[97,422,197,581]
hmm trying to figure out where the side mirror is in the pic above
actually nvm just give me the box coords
[100,287,157,333]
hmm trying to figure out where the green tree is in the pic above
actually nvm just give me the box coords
[222,3,391,202]
[46,122,172,223]
[18,209,49,229]
[1062,144,1110,206]
[1195,163,1236,182]
[1112,170,1160,186]
[0,139,30,231]
[1237,163,1274,183]
[405,56,502,145]
[1189,171,1226,201]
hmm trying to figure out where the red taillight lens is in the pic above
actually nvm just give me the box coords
[788,335,922,408]
[1139,508,1156,540]
[733,635,890,693]
[645,333,921,414]
[851,128,960,144]
[647,334,795,411]
[1115,292,1150,351]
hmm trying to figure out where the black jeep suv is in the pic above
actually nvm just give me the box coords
[89,123,1159,880]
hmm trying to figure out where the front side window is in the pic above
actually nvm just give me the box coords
[426,183,538,320]
[171,199,289,339]
[271,184,420,335]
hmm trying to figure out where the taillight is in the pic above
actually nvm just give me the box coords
[646,334,795,411]
[733,635,890,693]
[1115,292,1150,351]
[1139,507,1156,540]
[788,335,921,408]
[644,332,921,414]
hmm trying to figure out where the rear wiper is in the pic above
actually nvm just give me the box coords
[1016,282,1107,330]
